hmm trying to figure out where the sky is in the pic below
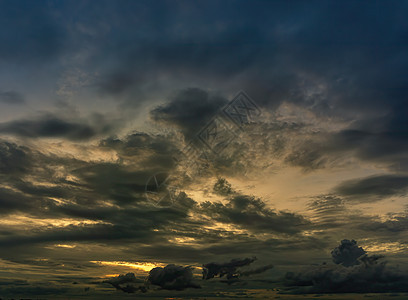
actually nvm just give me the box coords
[0,0,408,298]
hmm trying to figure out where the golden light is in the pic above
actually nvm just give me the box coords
[90,261,165,272]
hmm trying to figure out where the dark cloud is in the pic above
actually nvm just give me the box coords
[103,273,145,293]
[308,195,346,219]
[239,264,274,277]
[99,132,178,170]
[306,194,369,232]
[287,107,408,172]
[331,239,366,267]
[0,286,69,296]
[199,194,310,234]
[77,0,408,122]
[283,240,408,294]
[0,141,31,175]
[335,175,408,201]
[150,88,228,140]
[328,126,408,172]
[203,257,256,280]
[147,264,200,290]
[70,163,153,205]
[284,141,327,171]
[306,194,408,243]
[360,213,408,233]
[0,91,25,104]
[0,114,113,141]
[213,178,234,196]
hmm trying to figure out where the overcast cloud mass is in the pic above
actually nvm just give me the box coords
[0,0,408,299]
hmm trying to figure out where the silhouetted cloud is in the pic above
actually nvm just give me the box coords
[282,240,408,294]
[203,257,256,280]
[213,178,234,196]
[331,239,366,267]
[147,264,200,290]
[103,273,146,293]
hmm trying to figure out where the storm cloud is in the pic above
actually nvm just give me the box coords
[147,264,200,290]
[283,240,408,294]
[0,114,114,141]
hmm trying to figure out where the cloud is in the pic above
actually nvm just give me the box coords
[199,194,310,234]
[306,194,374,233]
[239,264,274,277]
[287,114,408,173]
[282,240,408,294]
[147,264,200,290]
[284,141,327,171]
[202,256,273,284]
[360,213,408,233]
[150,88,228,141]
[213,178,234,196]
[103,273,145,293]
[99,132,178,170]
[0,114,113,141]
[0,91,25,104]
[0,128,317,269]
[331,239,366,267]
[335,174,408,201]
[0,140,31,176]
[203,257,256,280]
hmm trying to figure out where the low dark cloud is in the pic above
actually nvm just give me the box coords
[103,273,145,293]
[282,240,408,294]
[147,264,200,290]
[335,174,408,201]
[203,257,256,280]
[203,257,266,283]
[0,114,113,141]
[202,256,273,286]
[331,239,366,267]
[239,264,274,277]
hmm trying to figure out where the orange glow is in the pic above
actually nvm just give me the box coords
[90,261,164,272]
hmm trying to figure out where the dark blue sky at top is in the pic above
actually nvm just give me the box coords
[0,0,407,172]
[1,0,407,114]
